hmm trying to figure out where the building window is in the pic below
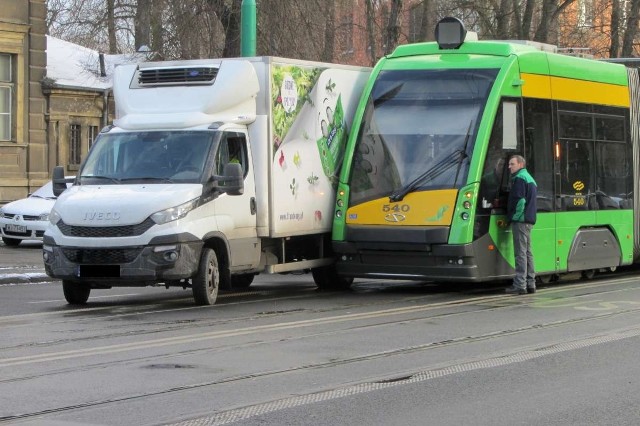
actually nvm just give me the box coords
[69,124,82,165]
[88,125,99,149]
[0,53,13,141]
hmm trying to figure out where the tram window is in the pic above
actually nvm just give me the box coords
[502,101,518,149]
[523,98,554,212]
[560,140,595,211]
[596,142,631,209]
[595,116,625,142]
[559,113,593,140]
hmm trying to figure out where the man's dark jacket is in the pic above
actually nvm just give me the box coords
[507,168,537,224]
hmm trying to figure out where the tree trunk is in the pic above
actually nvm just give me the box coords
[150,1,164,58]
[418,0,436,42]
[610,0,621,58]
[106,0,118,53]
[365,0,377,65]
[520,0,536,40]
[384,0,403,55]
[322,0,335,62]
[135,0,151,51]
[622,0,640,57]
[496,0,512,39]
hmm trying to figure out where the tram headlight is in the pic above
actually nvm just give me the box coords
[463,201,471,209]
[460,212,470,220]
[336,210,343,218]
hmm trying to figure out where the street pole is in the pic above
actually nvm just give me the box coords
[241,0,256,57]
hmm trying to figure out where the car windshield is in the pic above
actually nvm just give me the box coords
[79,131,217,184]
[349,68,498,205]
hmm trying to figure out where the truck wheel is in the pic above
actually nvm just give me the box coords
[192,248,220,305]
[62,280,91,305]
[2,237,21,246]
[312,265,353,291]
[232,273,255,289]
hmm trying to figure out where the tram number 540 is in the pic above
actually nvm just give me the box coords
[382,204,411,212]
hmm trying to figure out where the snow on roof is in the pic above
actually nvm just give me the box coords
[46,35,146,90]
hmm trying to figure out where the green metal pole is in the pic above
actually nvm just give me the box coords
[241,0,257,57]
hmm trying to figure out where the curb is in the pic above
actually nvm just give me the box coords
[0,272,58,285]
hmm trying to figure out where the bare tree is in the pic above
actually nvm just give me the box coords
[322,0,336,62]
[609,0,621,57]
[383,0,403,54]
[622,0,640,56]
[364,0,378,65]
[417,0,437,42]
[135,0,151,51]
[534,0,576,43]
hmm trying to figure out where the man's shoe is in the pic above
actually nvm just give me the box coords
[505,286,527,295]
[527,286,536,294]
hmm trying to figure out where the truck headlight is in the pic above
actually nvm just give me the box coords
[49,208,62,225]
[150,198,198,225]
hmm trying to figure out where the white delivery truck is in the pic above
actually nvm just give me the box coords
[43,57,370,305]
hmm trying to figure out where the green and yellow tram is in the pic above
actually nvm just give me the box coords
[332,18,638,284]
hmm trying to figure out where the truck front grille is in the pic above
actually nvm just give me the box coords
[57,218,155,238]
[62,248,142,264]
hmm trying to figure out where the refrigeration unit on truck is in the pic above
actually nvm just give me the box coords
[43,56,370,305]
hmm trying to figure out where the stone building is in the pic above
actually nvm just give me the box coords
[43,36,142,177]
[0,0,48,203]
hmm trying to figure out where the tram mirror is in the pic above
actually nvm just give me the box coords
[502,101,518,150]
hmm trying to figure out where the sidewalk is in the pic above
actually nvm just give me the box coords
[0,241,56,284]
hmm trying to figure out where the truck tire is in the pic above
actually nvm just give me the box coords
[231,273,255,289]
[2,237,21,246]
[312,265,353,291]
[192,248,220,305]
[62,280,91,305]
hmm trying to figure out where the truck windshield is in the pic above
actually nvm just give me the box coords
[349,68,498,205]
[79,131,217,184]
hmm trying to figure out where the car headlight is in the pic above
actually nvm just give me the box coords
[150,198,198,225]
[39,213,49,221]
[0,207,4,218]
[49,208,62,225]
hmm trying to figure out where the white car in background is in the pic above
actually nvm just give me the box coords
[0,179,73,246]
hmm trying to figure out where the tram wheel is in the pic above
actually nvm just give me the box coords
[537,275,553,285]
[581,269,596,280]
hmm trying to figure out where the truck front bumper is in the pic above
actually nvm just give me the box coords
[42,233,204,287]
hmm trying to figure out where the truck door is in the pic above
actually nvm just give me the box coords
[214,131,260,269]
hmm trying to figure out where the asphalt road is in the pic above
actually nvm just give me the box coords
[2,241,640,425]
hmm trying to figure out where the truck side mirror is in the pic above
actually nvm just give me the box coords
[52,166,69,197]
[217,162,244,196]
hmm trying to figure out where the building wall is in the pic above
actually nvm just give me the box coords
[0,0,47,203]
[44,88,113,175]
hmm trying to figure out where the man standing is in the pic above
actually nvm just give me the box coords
[506,155,537,295]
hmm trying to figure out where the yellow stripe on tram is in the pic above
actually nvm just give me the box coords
[521,73,630,107]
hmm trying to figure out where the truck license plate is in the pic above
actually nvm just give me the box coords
[5,224,27,233]
[79,265,121,278]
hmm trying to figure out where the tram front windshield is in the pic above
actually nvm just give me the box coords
[349,68,498,205]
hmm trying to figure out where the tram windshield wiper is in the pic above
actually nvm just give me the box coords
[388,121,473,203]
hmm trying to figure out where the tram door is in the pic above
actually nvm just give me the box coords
[523,99,558,276]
